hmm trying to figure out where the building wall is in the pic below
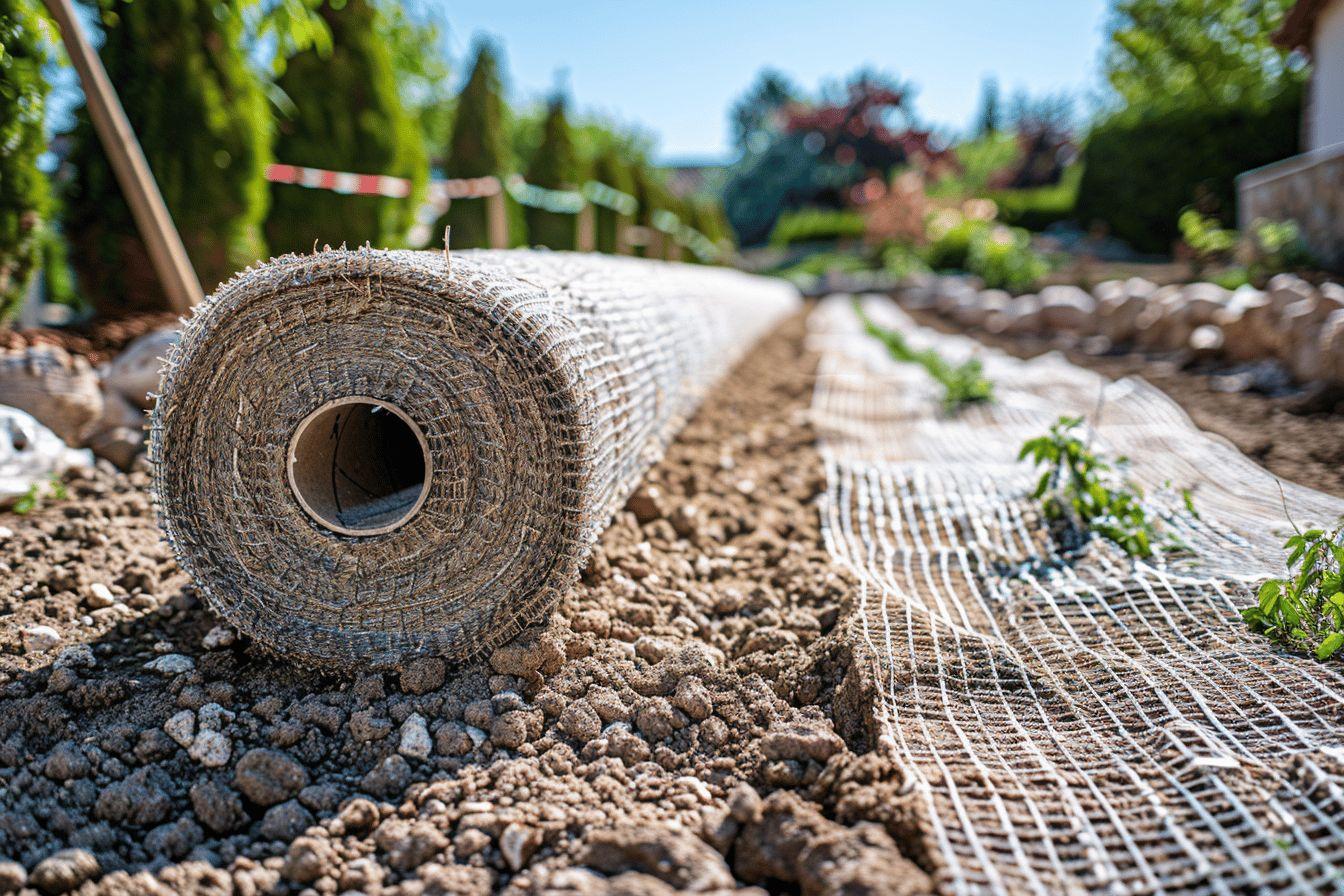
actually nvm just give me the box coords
[1311,0,1344,150]
[1238,144,1344,270]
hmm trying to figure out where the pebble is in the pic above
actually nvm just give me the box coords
[143,653,194,675]
[398,713,432,760]
[84,582,116,609]
[0,860,25,894]
[29,848,98,894]
[259,800,314,841]
[202,625,236,650]
[188,729,232,767]
[164,710,196,748]
[398,657,446,694]
[234,748,309,806]
[22,625,62,654]
[500,822,542,871]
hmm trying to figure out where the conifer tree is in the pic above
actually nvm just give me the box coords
[522,94,580,250]
[434,38,507,248]
[64,0,271,312]
[265,0,427,256]
[0,0,52,321]
[589,145,634,254]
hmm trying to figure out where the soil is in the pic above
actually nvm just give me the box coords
[1,313,180,367]
[0,315,932,896]
[905,307,1344,499]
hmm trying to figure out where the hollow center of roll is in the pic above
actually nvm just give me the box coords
[288,397,430,536]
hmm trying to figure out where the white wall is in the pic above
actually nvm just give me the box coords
[1310,0,1344,150]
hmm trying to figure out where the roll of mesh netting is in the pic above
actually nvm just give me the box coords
[151,249,798,668]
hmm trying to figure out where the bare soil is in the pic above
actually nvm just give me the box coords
[0,315,931,895]
[906,307,1344,499]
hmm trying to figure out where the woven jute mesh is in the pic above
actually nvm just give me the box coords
[150,248,797,668]
[811,295,1344,895]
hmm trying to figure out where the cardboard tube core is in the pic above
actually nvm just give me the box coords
[288,397,430,536]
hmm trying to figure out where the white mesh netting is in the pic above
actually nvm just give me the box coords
[810,295,1344,895]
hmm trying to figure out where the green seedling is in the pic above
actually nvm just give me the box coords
[1242,514,1344,662]
[1019,416,1188,558]
[853,298,994,412]
[12,474,69,516]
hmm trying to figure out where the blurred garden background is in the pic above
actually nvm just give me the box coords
[0,0,1340,324]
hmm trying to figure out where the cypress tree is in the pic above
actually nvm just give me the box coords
[0,0,52,321]
[522,95,580,250]
[434,38,506,249]
[589,146,634,254]
[265,0,428,257]
[64,0,270,312]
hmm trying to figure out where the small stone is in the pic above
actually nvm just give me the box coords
[500,822,542,871]
[727,783,762,823]
[454,828,491,859]
[259,800,315,841]
[202,626,236,650]
[164,709,196,748]
[349,708,393,743]
[558,700,602,742]
[22,625,62,654]
[84,583,115,609]
[188,729,232,767]
[338,797,380,834]
[398,713,432,760]
[282,835,333,884]
[625,485,666,523]
[0,860,25,894]
[43,742,90,782]
[434,721,475,756]
[30,849,98,895]
[53,644,95,670]
[634,636,674,663]
[360,754,412,799]
[399,656,446,694]
[190,779,247,834]
[760,718,845,763]
[144,818,202,860]
[143,653,194,675]
[234,748,309,806]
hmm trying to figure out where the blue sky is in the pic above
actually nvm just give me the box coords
[436,1,1113,163]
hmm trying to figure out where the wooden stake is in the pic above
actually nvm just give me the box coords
[43,0,203,312]
[575,202,595,253]
[486,191,508,249]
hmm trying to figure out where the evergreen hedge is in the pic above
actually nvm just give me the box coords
[266,0,427,257]
[589,146,633,254]
[522,96,580,250]
[434,39,506,249]
[1075,87,1301,254]
[64,0,271,312]
[0,0,52,321]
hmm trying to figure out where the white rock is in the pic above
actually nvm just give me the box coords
[0,345,103,446]
[1178,282,1232,326]
[202,626,236,650]
[1268,273,1313,313]
[164,710,196,748]
[85,583,115,609]
[21,625,62,654]
[103,328,178,409]
[465,725,488,749]
[1037,285,1097,333]
[54,644,96,670]
[398,713,432,760]
[499,822,541,871]
[1189,324,1224,357]
[188,729,232,768]
[143,653,195,675]
[0,407,93,505]
[197,702,236,731]
[1318,310,1344,384]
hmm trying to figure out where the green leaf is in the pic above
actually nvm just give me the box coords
[1315,632,1344,661]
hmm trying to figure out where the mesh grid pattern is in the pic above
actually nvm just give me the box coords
[811,295,1344,895]
[150,248,797,668]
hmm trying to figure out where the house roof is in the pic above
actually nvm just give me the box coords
[1275,0,1337,52]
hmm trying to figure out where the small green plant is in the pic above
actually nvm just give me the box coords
[853,299,994,412]
[1018,416,1185,558]
[769,207,866,247]
[1242,516,1344,661]
[12,473,68,515]
[966,225,1050,293]
[1178,209,1237,275]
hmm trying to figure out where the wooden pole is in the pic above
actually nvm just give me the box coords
[486,190,508,249]
[43,0,203,312]
[575,202,595,253]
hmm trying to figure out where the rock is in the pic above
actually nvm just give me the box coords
[583,826,734,892]
[21,625,62,654]
[489,630,565,682]
[399,656,446,694]
[95,768,172,826]
[1188,324,1224,359]
[104,327,178,409]
[29,848,99,895]
[993,294,1041,336]
[377,819,449,872]
[1178,282,1231,326]
[43,742,90,782]
[143,653,194,675]
[144,818,203,860]
[338,797,380,834]
[760,717,845,763]
[360,754,412,799]
[0,407,92,505]
[164,709,196,748]
[85,392,145,469]
[85,582,116,609]
[53,643,95,670]
[625,485,666,523]
[1037,285,1097,333]
[500,822,542,871]
[434,721,476,756]
[0,345,103,446]
[234,748,309,806]
[190,779,248,834]
[1268,273,1313,313]
[1216,288,1275,362]
[1318,309,1344,384]
[282,835,335,884]
[202,625,236,650]
[259,800,315,841]
[0,861,25,894]
[188,729,232,767]
[558,700,603,742]
[398,713,432,760]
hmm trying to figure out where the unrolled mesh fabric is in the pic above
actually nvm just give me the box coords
[151,249,797,668]
[811,295,1344,896]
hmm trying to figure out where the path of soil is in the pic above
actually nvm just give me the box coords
[0,315,931,896]
[905,306,1344,499]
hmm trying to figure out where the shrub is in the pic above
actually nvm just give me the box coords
[590,146,635,255]
[522,95,581,250]
[266,0,428,256]
[990,164,1081,231]
[64,0,272,312]
[768,207,866,247]
[881,242,931,280]
[923,215,987,270]
[1074,87,1301,254]
[0,0,52,322]
[1243,517,1344,661]
[967,225,1050,293]
[434,38,507,249]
